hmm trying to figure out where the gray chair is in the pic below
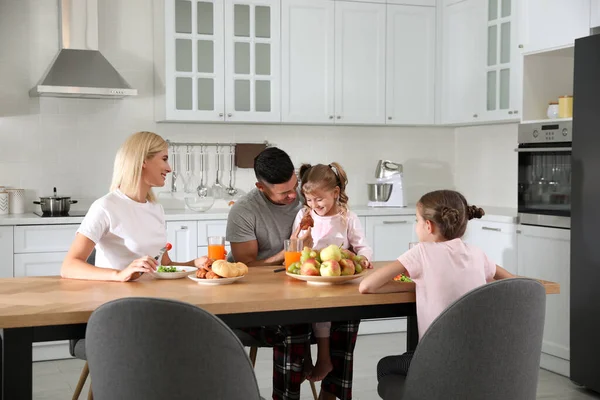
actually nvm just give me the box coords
[377,278,546,400]
[71,249,95,400]
[86,297,262,400]
[233,329,319,400]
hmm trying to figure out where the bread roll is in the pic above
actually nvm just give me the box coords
[211,260,248,278]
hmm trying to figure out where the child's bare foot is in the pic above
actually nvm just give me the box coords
[309,358,333,382]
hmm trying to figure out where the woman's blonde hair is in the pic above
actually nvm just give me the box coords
[110,131,168,202]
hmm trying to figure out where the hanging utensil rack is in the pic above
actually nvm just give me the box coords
[165,140,271,193]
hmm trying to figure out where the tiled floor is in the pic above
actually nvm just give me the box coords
[33,332,600,400]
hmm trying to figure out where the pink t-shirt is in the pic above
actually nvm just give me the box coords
[292,209,373,260]
[399,239,496,340]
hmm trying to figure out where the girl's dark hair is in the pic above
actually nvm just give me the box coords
[418,190,485,240]
[298,162,349,214]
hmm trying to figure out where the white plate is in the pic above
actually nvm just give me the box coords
[187,274,245,285]
[151,266,198,280]
[285,271,366,285]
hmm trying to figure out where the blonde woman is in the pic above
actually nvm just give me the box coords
[61,131,207,282]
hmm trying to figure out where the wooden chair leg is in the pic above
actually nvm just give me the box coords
[249,346,258,368]
[87,384,93,400]
[72,362,89,400]
[309,380,319,400]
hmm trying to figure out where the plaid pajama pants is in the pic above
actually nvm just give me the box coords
[242,320,360,400]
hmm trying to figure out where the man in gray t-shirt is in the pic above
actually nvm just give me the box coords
[227,147,304,265]
[227,148,358,400]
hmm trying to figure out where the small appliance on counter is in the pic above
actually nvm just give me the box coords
[367,160,407,208]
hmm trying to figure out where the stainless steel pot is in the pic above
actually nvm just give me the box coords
[33,187,78,216]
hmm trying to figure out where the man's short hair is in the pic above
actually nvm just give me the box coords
[254,147,295,185]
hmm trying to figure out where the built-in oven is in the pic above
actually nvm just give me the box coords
[517,121,572,229]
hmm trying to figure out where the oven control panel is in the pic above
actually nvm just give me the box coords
[518,121,572,144]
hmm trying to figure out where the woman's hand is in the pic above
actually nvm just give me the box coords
[116,256,158,282]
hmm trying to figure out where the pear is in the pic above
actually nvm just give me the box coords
[320,244,342,262]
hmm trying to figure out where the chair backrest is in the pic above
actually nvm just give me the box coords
[86,297,261,400]
[402,278,546,400]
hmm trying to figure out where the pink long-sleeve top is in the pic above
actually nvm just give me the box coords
[292,209,373,261]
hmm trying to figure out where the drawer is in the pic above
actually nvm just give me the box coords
[197,220,228,246]
[198,245,232,258]
[14,252,66,277]
[14,225,78,253]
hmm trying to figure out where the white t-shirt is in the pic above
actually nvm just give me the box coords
[77,190,167,270]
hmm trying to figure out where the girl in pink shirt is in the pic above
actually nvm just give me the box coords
[359,190,512,379]
[293,162,373,386]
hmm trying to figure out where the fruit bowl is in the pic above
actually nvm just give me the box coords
[286,270,367,285]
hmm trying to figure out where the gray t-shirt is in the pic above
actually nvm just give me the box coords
[226,188,302,262]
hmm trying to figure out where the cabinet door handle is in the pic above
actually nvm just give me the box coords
[329,115,334,119]
[383,220,408,225]
[513,110,519,114]
[219,112,224,117]
[516,230,522,234]
[508,111,514,115]
[481,226,501,232]
[180,226,188,230]
[227,113,232,117]
[337,116,341,119]
[473,114,478,118]
[388,116,392,120]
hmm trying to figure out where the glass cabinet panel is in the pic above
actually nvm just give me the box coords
[486,0,514,113]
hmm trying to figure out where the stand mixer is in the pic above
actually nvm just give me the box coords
[367,160,407,207]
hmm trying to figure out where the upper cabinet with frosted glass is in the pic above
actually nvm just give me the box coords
[482,0,521,121]
[154,0,280,122]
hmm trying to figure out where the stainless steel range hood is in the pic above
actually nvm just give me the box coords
[29,0,137,99]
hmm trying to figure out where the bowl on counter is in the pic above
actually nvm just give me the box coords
[367,183,392,202]
[184,190,215,212]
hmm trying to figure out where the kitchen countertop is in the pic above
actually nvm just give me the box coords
[0,204,517,226]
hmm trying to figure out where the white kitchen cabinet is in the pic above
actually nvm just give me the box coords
[14,225,78,253]
[0,226,13,278]
[592,0,600,27]
[386,4,435,125]
[198,220,228,245]
[155,0,226,122]
[334,1,386,125]
[366,215,416,262]
[463,220,518,275]
[166,221,199,262]
[519,0,590,54]
[388,0,435,5]
[224,0,281,122]
[281,0,335,123]
[14,252,66,277]
[481,0,522,121]
[517,224,570,376]
[155,0,279,123]
[440,0,486,124]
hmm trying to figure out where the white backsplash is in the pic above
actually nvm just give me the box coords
[454,124,518,209]
[0,0,457,212]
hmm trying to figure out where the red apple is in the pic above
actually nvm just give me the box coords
[320,260,341,276]
[301,259,321,276]
[340,249,356,260]
[339,259,356,276]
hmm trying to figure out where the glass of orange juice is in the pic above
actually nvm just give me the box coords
[208,236,226,260]
[284,239,303,267]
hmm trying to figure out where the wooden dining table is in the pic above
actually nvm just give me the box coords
[0,262,559,399]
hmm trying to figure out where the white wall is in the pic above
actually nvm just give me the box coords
[454,123,518,208]
[0,0,455,211]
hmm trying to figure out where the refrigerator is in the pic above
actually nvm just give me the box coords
[571,33,600,393]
